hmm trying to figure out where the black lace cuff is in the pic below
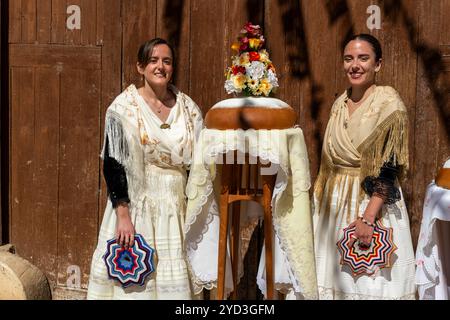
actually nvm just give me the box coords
[103,136,130,208]
[361,161,401,205]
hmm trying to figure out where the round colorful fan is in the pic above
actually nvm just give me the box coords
[103,234,155,288]
[336,220,397,276]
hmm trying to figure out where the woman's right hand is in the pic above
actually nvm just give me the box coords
[115,204,135,248]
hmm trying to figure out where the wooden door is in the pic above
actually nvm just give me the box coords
[8,0,121,299]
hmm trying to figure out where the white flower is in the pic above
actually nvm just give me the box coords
[224,79,238,94]
[267,69,279,88]
[246,61,265,80]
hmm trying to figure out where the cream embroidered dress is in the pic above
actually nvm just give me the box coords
[313,86,416,300]
[87,84,203,299]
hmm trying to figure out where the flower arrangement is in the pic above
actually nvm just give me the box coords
[224,22,279,97]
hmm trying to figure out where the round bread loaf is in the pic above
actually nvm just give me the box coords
[205,97,297,130]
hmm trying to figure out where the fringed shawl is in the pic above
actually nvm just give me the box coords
[314,86,409,221]
[100,84,204,202]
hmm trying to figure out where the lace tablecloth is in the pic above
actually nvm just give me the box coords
[183,128,318,299]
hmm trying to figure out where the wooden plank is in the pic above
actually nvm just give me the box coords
[122,0,157,89]
[332,0,354,95]
[189,0,226,111]
[10,44,101,69]
[369,0,395,94]
[21,0,37,43]
[438,0,450,168]
[81,0,97,45]
[9,0,22,43]
[437,66,450,170]
[440,0,450,45]
[98,0,121,236]
[57,67,101,288]
[384,0,418,225]
[51,0,67,43]
[300,0,338,178]
[157,0,191,93]
[65,0,82,45]
[437,0,450,174]
[412,0,443,248]
[29,67,60,286]
[96,0,104,45]
[264,0,287,101]
[10,67,35,260]
[37,0,52,43]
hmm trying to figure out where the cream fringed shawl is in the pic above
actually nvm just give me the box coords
[100,84,204,202]
[314,86,409,221]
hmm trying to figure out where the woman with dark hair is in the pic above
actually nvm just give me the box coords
[313,34,416,299]
[87,38,203,299]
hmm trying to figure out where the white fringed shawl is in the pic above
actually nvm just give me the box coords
[101,84,204,202]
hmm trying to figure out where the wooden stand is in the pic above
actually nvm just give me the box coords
[216,152,277,300]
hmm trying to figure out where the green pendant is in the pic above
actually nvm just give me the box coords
[160,123,170,129]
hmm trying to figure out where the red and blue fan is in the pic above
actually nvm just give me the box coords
[103,234,155,288]
[337,220,397,276]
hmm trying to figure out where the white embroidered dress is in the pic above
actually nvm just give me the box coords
[313,86,416,300]
[87,84,203,299]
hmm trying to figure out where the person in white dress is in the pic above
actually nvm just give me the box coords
[87,38,203,299]
[313,34,416,299]
[415,158,450,299]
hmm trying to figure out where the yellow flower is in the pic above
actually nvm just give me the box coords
[232,74,246,90]
[257,78,272,96]
[239,52,250,66]
[248,38,261,50]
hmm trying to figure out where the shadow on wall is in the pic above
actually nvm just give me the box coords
[381,0,450,141]
[276,0,356,162]
[162,0,185,85]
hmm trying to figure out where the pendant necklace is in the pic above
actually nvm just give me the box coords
[157,103,171,129]
[140,88,171,129]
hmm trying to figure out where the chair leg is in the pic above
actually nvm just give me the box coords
[263,179,275,300]
[217,192,229,300]
[231,201,240,299]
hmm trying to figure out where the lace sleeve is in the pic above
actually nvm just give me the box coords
[361,160,401,205]
[103,136,130,208]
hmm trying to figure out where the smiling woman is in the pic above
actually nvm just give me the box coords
[86,38,204,300]
[312,34,416,300]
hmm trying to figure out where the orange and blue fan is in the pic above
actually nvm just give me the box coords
[103,234,155,288]
[336,220,397,276]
